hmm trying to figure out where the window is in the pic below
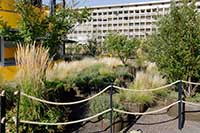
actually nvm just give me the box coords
[119,11,123,14]
[146,28,151,31]
[140,22,145,25]
[130,10,134,13]
[98,12,102,15]
[124,17,128,20]
[152,8,157,12]
[109,12,112,15]
[146,9,151,12]
[129,23,133,26]
[135,16,139,19]
[135,10,139,13]
[113,11,118,15]
[93,12,97,16]
[135,22,139,26]
[103,12,107,15]
[146,22,151,25]
[141,10,145,13]
[129,29,133,32]
[129,17,134,20]
[124,10,128,14]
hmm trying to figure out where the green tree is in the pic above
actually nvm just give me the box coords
[0,0,90,58]
[104,33,140,66]
[145,0,200,97]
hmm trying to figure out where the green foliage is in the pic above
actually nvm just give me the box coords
[0,0,90,58]
[187,93,200,102]
[69,64,116,94]
[145,0,200,96]
[89,93,125,119]
[104,33,140,66]
[117,64,168,105]
[43,8,90,57]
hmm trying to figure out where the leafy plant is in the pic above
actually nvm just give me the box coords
[117,64,168,105]
[90,93,125,120]
[145,0,200,97]
[0,0,90,58]
[104,33,140,66]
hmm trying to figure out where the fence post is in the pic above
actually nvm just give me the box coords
[110,84,113,133]
[15,91,21,133]
[178,80,183,130]
[0,90,6,133]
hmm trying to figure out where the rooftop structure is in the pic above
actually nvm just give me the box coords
[68,0,200,43]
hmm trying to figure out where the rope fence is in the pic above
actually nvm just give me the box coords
[113,80,180,92]
[15,109,111,126]
[182,101,200,107]
[182,80,200,85]
[20,85,111,105]
[6,79,200,133]
[113,101,180,115]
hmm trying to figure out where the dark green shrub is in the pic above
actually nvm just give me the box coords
[90,93,125,120]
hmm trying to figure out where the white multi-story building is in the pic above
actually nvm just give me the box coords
[68,0,200,43]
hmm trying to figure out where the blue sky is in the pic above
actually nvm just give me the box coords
[43,0,160,7]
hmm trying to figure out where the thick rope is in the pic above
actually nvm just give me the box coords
[113,80,180,92]
[113,101,180,115]
[182,80,200,86]
[182,101,200,107]
[19,109,111,126]
[21,85,111,105]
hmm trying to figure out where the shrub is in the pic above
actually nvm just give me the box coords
[117,64,168,105]
[14,44,71,132]
[90,93,125,120]
[72,64,115,94]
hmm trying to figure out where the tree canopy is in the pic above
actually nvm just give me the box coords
[145,0,200,96]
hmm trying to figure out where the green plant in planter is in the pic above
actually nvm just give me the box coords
[117,64,168,106]
[90,93,125,120]
[73,64,116,94]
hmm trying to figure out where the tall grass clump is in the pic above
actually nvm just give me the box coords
[14,44,59,132]
[15,43,51,93]
[47,57,122,81]
[118,63,168,105]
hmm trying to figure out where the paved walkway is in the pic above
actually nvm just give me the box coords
[126,107,200,133]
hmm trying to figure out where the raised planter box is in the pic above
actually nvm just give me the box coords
[123,102,148,113]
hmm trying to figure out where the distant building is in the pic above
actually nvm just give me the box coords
[68,0,200,43]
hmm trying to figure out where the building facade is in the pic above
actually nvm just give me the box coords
[68,0,200,43]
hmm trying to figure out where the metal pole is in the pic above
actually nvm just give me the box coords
[15,91,21,133]
[178,80,182,130]
[0,90,6,133]
[50,0,56,16]
[110,84,113,133]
